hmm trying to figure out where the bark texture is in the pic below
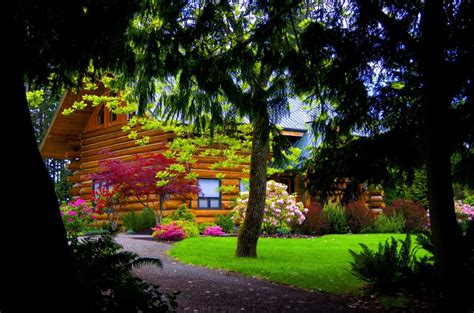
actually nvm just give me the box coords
[236,102,270,257]
[421,1,467,310]
[1,69,76,311]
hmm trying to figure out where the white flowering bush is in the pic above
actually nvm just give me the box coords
[231,180,308,234]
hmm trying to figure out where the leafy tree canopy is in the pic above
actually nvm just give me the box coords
[285,0,473,201]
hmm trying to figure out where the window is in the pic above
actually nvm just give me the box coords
[127,112,136,120]
[110,111,117,122]
[97,107,105,125]
[92,180,109,208]
[240,179,249,193]
[278,176,295,194]
[198,178,221,209]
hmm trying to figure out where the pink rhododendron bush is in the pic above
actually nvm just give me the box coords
[152,222,186,241]
[203,226,226,236]
[60,198,96,235]
[231,180,308,234]
[455,200,474,231]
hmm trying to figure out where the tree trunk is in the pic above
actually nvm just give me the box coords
[236,101,270,257]
[1,70,76,311]
[421,1,467,309]
[158,193,164,224]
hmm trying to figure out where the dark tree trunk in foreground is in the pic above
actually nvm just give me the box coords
[421,1,467,310]
[1,69,75,311]
[236,102,270,257]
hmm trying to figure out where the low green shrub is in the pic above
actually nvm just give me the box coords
[122,210,142,232]
[178,221,199,237]
[275,226,291,236]
[142,207,157,229]
[464,193,474,205]
[215,214,234,233]
[169,204,196,222]
[324,202,348,234]
[121,208,157,232]
[161,217,173,225]
[371,214,405,233]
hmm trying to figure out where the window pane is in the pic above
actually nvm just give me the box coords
[240,179,248,192]
[210,199,220,208]
[94,181,101,191]
[198,199,208,208]
[198,179,220,197]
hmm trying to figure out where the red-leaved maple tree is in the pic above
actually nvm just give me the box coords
[92,150,199,223]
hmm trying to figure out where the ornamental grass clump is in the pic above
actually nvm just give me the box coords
[231,180,308,234]
[203,226,226,236]
[60,198,96,235]
[152,223,186,241]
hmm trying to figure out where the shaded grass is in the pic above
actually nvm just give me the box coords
[168,233,408,294]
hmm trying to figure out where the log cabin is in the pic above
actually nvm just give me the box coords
[40,87,321,223]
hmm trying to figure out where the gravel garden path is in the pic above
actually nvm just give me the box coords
[116,234,385,313]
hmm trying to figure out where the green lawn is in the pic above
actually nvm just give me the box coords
[168,233,409,294]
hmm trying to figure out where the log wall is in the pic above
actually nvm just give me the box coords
[68,122,249,223]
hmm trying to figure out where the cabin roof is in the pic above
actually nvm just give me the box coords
[277,98,312,131]
[40,89,315,159]
[40,86,108,159]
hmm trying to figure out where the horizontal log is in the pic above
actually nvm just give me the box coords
[67,174,82,184]
[192,162,248,172]
[369,196,384,202]
[65,151,81,158]
[193,155,250,165]
[82,124,168,143]
[83,129,175,150]
[369,190,383,196]
[196,217,220,224]
[81,124,128,140]
[192,169,249,180]
[81,143,167,163]
[80,187,93,196]
[70,186,81,196]
[66,162,81,171]
[191,209,231,217]
[81,132,174,158]
[368,201,384,207]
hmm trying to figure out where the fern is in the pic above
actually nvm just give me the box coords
[349,235,432,292]
[131,257,163,269]
[69,232,176,312]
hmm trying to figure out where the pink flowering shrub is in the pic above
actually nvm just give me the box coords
[152,223,186,241]
[203,226,226,236]
[231,180,308,234]
[455,200,474,231]
[60,198,96,235]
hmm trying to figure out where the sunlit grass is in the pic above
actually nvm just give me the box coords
[169,233,409,294]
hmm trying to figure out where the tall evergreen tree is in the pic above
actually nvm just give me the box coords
[288,1,473,309]
[3,1,140,311]
[123,1,302,257]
